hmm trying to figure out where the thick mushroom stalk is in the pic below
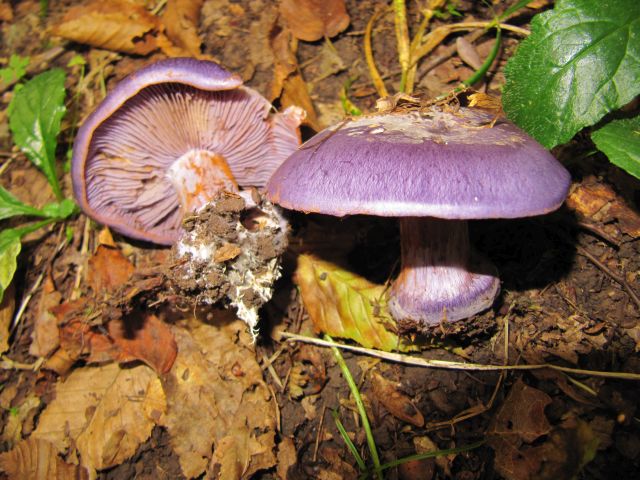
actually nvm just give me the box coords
[388,217,500,325]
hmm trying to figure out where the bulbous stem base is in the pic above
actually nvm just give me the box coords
[388,217,499,327]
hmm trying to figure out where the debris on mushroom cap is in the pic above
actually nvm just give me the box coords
[72,57,305,245]
[266,105,571,219]
[167,190,288,337]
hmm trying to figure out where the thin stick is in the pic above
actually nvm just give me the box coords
[281,332,640,381]
[577,245,640,310]
[364,8,389,98]
[393,0,411,92]
[312,403,327,462]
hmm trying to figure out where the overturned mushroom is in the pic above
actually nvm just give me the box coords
[72,57,304,245]
[266,105,571,330]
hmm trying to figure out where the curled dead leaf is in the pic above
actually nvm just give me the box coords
[0,282,14,355]
[370,371,424,427]
[162,0,204,57]
[0,437,88,480]
[51,0,165,55]
[269,25,321,131]
[88,245,135,295]
[566,178,640,238]
[288,345,327,399]
[279,0,350,42]
[107,314,178,374]
[29,275,62,358]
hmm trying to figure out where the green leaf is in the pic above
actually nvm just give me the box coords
[0,230,22,304]
[592,116,640,179]
[0,186,46,220]
[503,0,640,148]
[8,69,67,199]
[0,220,56,303]
[40,198,78,219]
[295,254,417,352]
[0,55,30,84]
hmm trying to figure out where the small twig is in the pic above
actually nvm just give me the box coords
[0,355,44,371]
[261,352,284,390]
[364,8,390,98]
[393,0,411,92]
[312,403,327,462]
[577,245,640,310]
[281,332,640,381]
[576,221,621,248]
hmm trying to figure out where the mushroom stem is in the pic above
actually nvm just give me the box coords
[388,217,499,326]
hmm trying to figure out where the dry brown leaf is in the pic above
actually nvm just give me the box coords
[276,437,297,480]
[269,25,321,131]
[0,282,14,355]
[33,363,165,475]
[0,0,13,22]
[566,178,640,238]
[107,314,178,374]
[279,0,350,42]
[162,0,204,57]
[51,0,164,55]
[370,371,424,427]
[161,320,276,479]
[0,437,88,480]
[88,245,135,294]
[288,345,327,399]
[29,275,62,358]
[1,394,41,447]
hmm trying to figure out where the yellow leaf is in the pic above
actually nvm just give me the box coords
[295,254,417,352]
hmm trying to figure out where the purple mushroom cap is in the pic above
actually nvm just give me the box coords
[267,107,570,219]
[266,107,571,328]
[72,58,304,245]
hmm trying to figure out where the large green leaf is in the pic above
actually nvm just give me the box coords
[592,116,640,179]
[0,230,22,304]
[8,69,67,199]
[0,186,45,220]
[503,0,640,148]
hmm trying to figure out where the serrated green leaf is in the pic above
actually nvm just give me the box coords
[503,0,640,148]
[0,230,22,304]
[295,254,417,352]
[592,116,640,179]
[8,69,67,199]
[0,186,46,220]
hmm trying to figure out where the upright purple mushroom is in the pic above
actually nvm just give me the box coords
[72,58,304,245]
[266,106,571,328]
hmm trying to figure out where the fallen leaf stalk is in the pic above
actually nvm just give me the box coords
[286,333,640,381]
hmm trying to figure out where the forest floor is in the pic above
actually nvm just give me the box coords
[0,0,639,479]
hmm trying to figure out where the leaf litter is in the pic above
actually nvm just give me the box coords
[1,0,640,479]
